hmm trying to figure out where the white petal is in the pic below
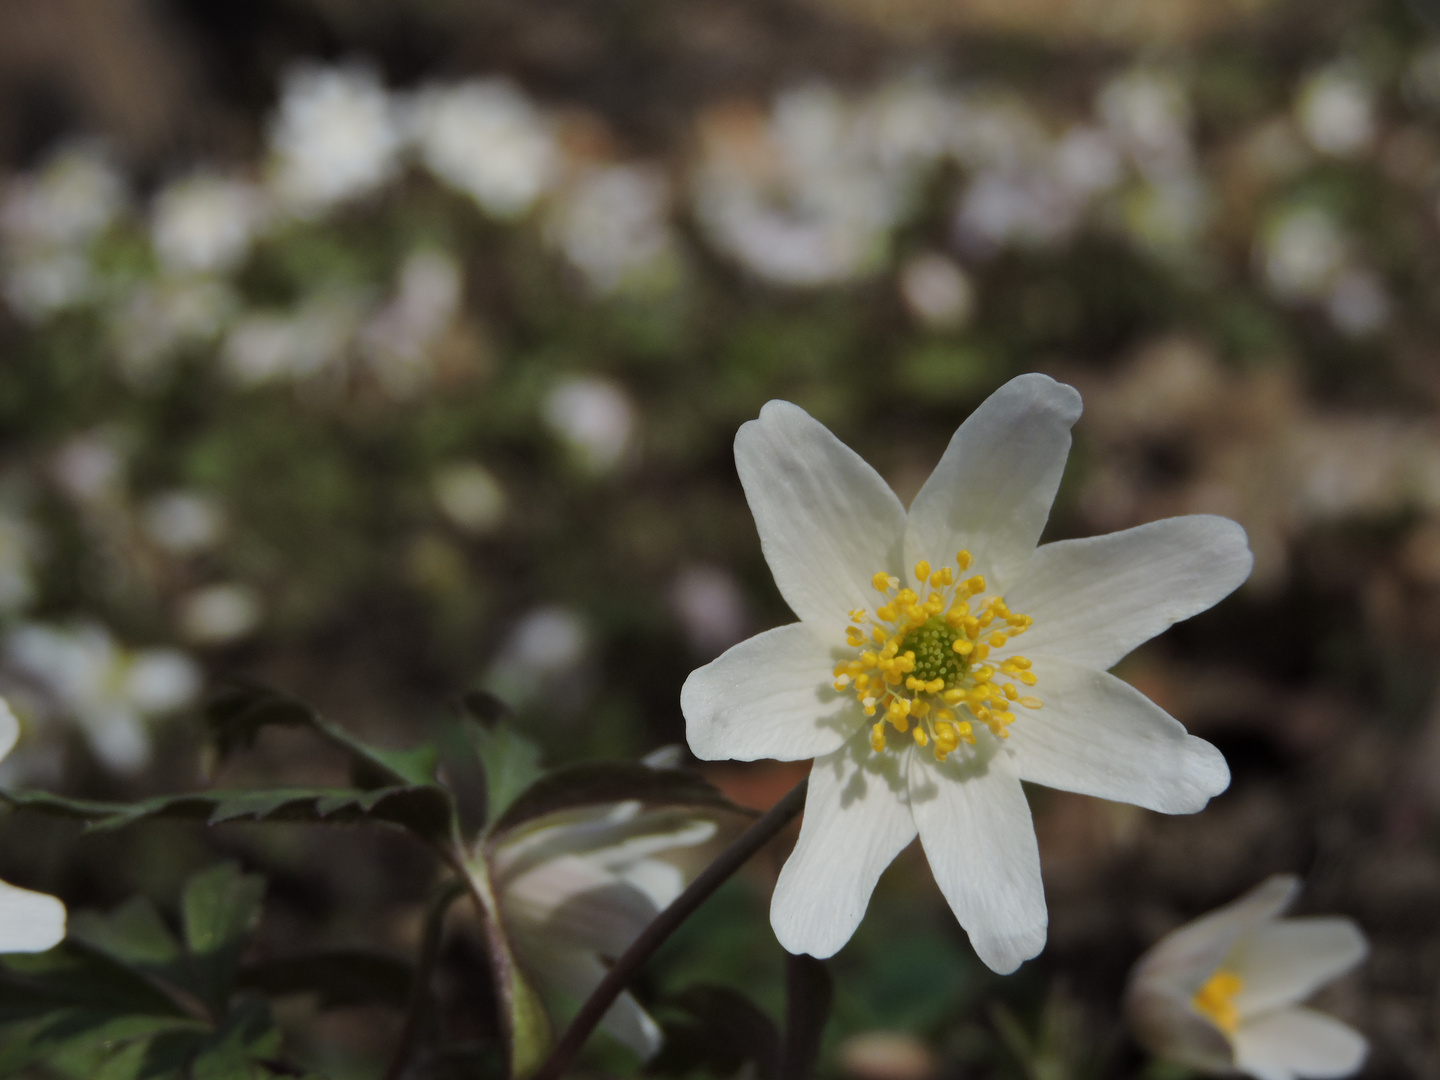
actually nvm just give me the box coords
[1130,876,1300,1002]
[1233,1007,1367,1080]
[904,374,1082,593]
[0,878,66,953]
[0,696,16,762]
[683,623,858,762]
[1231,918,1368,1017]
[524,945,663,1059]
[771,736,916,958]
[908,738,1046,974]
[735,401,906,634]
[1005,516,1253,671]
[1003,657,1229,814]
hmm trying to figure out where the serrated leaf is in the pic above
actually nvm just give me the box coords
[183,863,266,1016]
[237,950,412,1008]
[491,762,745,837]
[0,783,455,846]
[0,942,189,1021]
[467,722,545,830]
[208,680,438,789]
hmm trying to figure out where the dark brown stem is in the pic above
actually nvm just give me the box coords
[382,877,467,1080]
[528,775,810,1080]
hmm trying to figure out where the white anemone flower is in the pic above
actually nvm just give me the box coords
[682,374,1251,972]
[487,800,723,1058]
[0,695,66,952]
[1125,875,1368,1080]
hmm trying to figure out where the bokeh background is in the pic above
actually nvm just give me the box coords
[0,0,1437,1076]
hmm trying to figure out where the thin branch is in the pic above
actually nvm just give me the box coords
[529,774,810,1080]
[383,877,468,1080]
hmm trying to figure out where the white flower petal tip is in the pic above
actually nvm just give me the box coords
[1125,876,1368,1080]
[0,694,18,761]
[0,879,67,953]
[693,377,1250,965]
[680,624,856,762]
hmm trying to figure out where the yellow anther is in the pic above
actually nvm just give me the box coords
[1009,656,1032,669]
[1003,684,1018,700]
[870,723,887,752]
[930,567,954,588]
[962,616,980,636]
[896,588,918,606]
[956,550,972,570]
[860,650,878,667]
[914,560,931,582]
[973,666,993,683]
[973,643,990,661]
[863,700,877,716]
[989,632,1008,647]
[890,713,910,733]
[1193,970,1244,1036]
[912,726,929,747]
[872,626,888,644]
[956,720,974,742]
[876,604,896,623]
[906,676,923,691]
[964,574,986,595]
[1018,671,1038,686]
[846,628,866,647]
[1019,696,1042,710]
[942,688,965,705]
[872,572,893,591]
[952,638,973,656]
[850,609,867,623]
[977,611,994,628]
[912,698,931,718]
[926,678,945,694]
[833,680,849,692]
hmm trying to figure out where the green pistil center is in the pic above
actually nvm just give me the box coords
[899,617,969,688]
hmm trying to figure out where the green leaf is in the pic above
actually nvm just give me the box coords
[67,897,189,996]
[188,996,282,1080]
[491,762,744,837]
[238,950,412,1008]
[0,782,455,846]
[505,956,553,1080]
[208,680,438,789]
[183,863,267,1016]
[467,721,545,830]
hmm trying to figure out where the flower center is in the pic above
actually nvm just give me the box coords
[1192,969,1244,1035]
[831,550,1042,763]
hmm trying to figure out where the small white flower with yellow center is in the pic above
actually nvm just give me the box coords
[682,374,1251,972]
[0,695,65,953]
[1125,875,1368,1080]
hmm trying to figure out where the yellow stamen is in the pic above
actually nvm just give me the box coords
[1192,970,1244,1036]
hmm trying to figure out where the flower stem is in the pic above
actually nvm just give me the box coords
[528,774,810,1080]
[383,876,468,1080]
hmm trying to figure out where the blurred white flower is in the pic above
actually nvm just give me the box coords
[956,168,1082,252]
[0,695,66,952]
[411,79,559,219]
[486,799,725,1058]
[1053,125,1125,197]
[0,143,125,320]
[693,87,910,287]
[222,294,362,386]
[488,605,590,707]
[111,278,238,383]
[360,249,463,398]
[1296,67,1375,159]
[432,462,507,534]
[1126,875,1368,1080]
[547,165,679,295]
[899,254,975,329]
[141,491,226,555]
[179,584,263,646]
[670,564,748,654]
[151,174,269,276]
[1259,206,1348,302]
[1122,174,1211,258]
[268,63,403,217]
[542,375,636,474]
[5,622,202,773]
[1325,268,1390,337]
[1098,69,1194,178]
[51,432,125,506]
